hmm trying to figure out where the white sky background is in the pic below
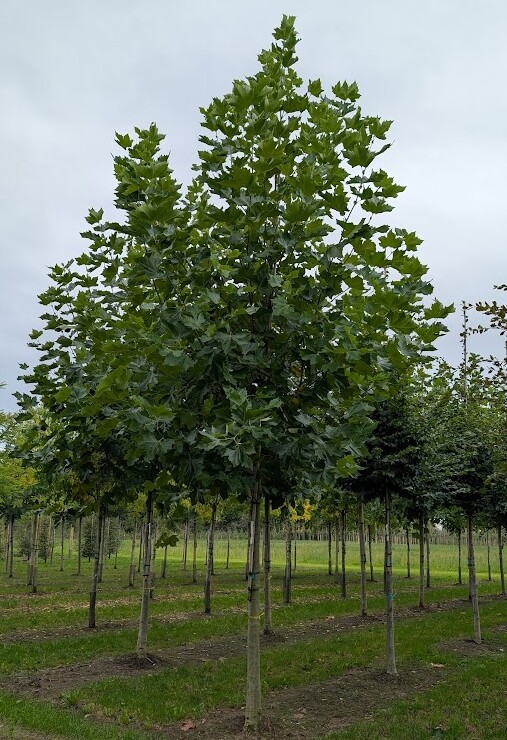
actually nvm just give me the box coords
[1,0,506,411]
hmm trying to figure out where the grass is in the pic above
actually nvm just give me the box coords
[0,533,505,738]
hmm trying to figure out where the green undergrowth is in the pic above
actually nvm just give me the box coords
[66,601,507,728]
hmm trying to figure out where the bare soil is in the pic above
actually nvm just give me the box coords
[439,636,507,658]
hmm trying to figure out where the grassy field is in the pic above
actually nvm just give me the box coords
[0,534,505,738]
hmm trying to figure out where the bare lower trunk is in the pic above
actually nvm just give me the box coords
[467,513,481,644]
[192,513,198,585]
[486,529,492,581]
[4,519,10,573]
[334,523,340,583]
[128,521,137,588]
[283,506,292,604]
[293,526,297,571]
[419,514,425,609]
[88,507,104,628]
[226,528,230,569]
[385,491,397,675]
[8,515,14,578]
[340,509,346,598]
[182,517,189,570]
[457,528,462,584]
[204,503,217,614]
[59,518,65,572]
[327,522,332,576]
[263,495,273,635]
[358,501,367,617]
[136,493,154,657]
[244,482,262,731]
[425,520,431,589]
[49,517,55,566]
[27,514,36,585]
[77,516,82,576]
[161,545,168,578]
[98,516,106,583]
[31,513,40,594]
[499,525,506,597]
[368,524,374,581]
[405,528,411,579]
[68,524,74,558]
[137,523,144,573]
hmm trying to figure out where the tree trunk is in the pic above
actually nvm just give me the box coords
[137,522,144,573]
[425,520,431,589]
[204,502,217,614]
[88,506,104,628]
[334,522,340,583]
[226,528,230,569]
[340,509,346,598]
[77,516,82,576]
[31,513,41,594]
[8,515,14,578]
[182,517,189,570]
[358,501,367,617]
[486,529,492,581]
[27,514,36,585]
[283,506,292,604]
[405,527,411,579]
[128,521,137,588]
[136,493,154,657]
[457,527,463,585]
[68,524,74,558]
[498,525,506,597]
[244,482,262,731]
[192,512,198,585]
[385,491,397,675]
[293,526,297,572]
[263,495,273,635]
[419,514,425,609]
[327,521,332,576]
[98,515,106,583]
[367,523,374,581]
[4,518,10,573]
[59,518,65,572]
[467,513,481,644]
[161,545,168,578]
[49,517,55,565]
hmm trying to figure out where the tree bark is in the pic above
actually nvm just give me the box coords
[137,522,144,573]
[425,520,431,589]
[244,482,262,731]
[204,502,217,614]
[486,529,492,581]
[467,513,481,644]
[283,505,292,604]
[77,516,82,576]
[27,514,36,585]
[182,516,189,570]
[335,522,340,583]
[59,517,65,572]
[8,515,14,578]
[419,514,425,609]
[88,506,104,628]
[385,491,397,675]
[498,525,506,597]
[340,509,346,598]
[457,527,462,585]
[136,493,154,657]
[31,513,41,594]
[263,495,273,635]
[327,521,332,576]
[192,512,198,585]
[405,527,411,579]
[98,515,106,583]
[358,501,367,617]
[161,545,168,579]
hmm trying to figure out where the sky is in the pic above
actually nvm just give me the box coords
[1,0,506,411]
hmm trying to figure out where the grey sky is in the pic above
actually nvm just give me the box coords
[1,0,506,411]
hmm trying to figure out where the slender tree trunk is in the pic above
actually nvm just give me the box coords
[4,518,10,573]
[340,509,347,598]
[192,512,198,585]
[293,526,297,571]
[77,516,82,576]
[137,522,144,573]
[244,482,262,731]
[405,527,411,579]
[49,516,55,565]
[32,513,41,594]
[88,506,104,628]
[368,524,374,581]
[88,515,94,563]
[334,522,340,583]
[457,528,463,585]
[136,493,154,657]
[467,512,481,644]
[161,545,168,578]
[68,524,74,558]
[182,517,189,570]
[263,495,273,635]
[98,515,106,583]
[128,521,137,588]
[226,527,230,569]
[426,520,431,589]
[498,525,506,597]
[385,491,397,675]
[486,529,492,581]
[419,514,425,609]
[283,507,292,604]
[8,515,14,578]
[358,501,367,617]
[327,521,332,575]
[27,514,36,585]
[59,518,65,572]
[204,503,217,614]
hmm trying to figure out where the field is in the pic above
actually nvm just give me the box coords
[0,534,506,739]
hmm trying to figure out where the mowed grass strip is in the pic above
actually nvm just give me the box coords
[65,601,507,728]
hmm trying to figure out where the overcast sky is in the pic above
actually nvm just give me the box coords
[1,0,506,411]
